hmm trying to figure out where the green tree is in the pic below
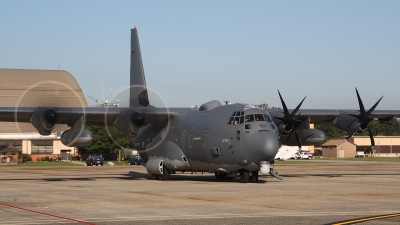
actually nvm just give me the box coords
[315,121,400,138]
[78,125,130,153]
[314,123,347,138]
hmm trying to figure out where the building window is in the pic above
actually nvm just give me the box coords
[0,140,22,151]
[31,140,53,154]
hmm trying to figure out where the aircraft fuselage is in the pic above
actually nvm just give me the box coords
[137,103,279,175]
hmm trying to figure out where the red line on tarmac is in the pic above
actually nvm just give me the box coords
[331,213,400,225]
[0,202,96,225]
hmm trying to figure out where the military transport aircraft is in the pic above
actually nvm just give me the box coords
[1,27,400,183]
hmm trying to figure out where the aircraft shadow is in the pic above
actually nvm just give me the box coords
[3,171,395,183]
[126,171,268,183]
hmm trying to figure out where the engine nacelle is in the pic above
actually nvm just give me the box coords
[332,113,361,135]
[61,128,93,147]
[30,107,59,135]
[114,109,146,138]
[280,129,326,146]
[378,116,399,125]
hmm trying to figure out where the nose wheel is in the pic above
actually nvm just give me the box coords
[249,171,259,183]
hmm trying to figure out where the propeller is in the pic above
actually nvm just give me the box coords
[276,90,307,149]
[346,88,383,147]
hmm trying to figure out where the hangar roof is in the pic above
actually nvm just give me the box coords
[0,68,88,133]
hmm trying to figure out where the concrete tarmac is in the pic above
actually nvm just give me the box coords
[1,160,400,225]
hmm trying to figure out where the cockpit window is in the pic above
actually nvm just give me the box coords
[227,111,244,125]
[244,114,254,123]
[243,113,272,123]
[255,114,265,121]
[234,117,240,124]
[264,114,272,122]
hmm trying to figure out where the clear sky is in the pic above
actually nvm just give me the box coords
[1,1,399,109]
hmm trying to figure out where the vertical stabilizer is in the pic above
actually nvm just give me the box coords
[130,26,149,107]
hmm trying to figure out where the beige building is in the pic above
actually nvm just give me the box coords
[321,139,357,158]
[0,68,88,162]
[324,136,400,158]
[350,136,400,157]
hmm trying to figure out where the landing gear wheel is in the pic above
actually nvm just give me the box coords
[249,171,259,183]
[159,167,170,181]
[151,174,159,180]
[239,170,249,183]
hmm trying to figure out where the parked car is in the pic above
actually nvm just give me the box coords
[129,155,142,165]
[86,155,104,166]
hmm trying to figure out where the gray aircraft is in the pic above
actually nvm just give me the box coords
[1,27,400,183]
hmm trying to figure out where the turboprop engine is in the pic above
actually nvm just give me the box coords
[30,107,59,135]
[114,109,146,137]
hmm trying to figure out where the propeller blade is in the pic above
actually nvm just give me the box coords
[367,96,384,114]
[286,130,293,141]
[277,90,289,115]
[367,125,375,147]
[292,96,307,115]
[285,129,302,150]
[346,127,358,141]
[295,112,302,123]
[355,88,366,113]
[293,129,302,149]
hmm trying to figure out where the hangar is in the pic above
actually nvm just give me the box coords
[0,68,88,163]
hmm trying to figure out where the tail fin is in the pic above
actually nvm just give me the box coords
[129,26,149,107]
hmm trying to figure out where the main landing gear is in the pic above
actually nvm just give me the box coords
[152,166,171,181]
[239,170,259,183]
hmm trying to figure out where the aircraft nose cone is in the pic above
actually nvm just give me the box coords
[246,131,279,162]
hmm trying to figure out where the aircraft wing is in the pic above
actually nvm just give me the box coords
[266,89,400,147]
[268,109,400,124]
[0,106,173,136]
